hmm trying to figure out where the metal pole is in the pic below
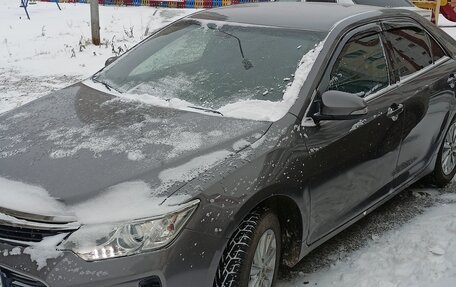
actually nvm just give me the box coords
[90,0,100,46]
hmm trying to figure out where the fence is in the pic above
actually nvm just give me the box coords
[37,0,270,8]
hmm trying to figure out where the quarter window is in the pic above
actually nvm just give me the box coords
[384,26,432,78]
[328,33,389,97]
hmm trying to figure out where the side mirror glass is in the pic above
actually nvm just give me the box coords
[105,56,118,67]
[312,90,368,122]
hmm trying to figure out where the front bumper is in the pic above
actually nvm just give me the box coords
[0,229,222,287]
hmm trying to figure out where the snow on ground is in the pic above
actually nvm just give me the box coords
[278,191,456,287]
[0,0,195,113]
[1,2,456,286]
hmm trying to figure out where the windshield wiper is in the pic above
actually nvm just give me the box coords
[101,82,112,91]
[91,76,117,93]
[187,106,224,116]
[206,23,254,70]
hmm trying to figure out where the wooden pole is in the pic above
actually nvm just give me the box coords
[435,0,441,25]
[90,0,100,46]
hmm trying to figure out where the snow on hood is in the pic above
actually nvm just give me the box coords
[0,84,269,205]
[0,149,234,270]
[70,180,191,225]
[0,177,67,216]
[0,148,233,225]
[159,150,232,184]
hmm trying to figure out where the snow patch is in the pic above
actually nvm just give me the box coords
[41,117,204,161]
[69,181,190,225]
[23,233,69,270]
[350,119,367,132]
[127,150,145,161]
[0,177,67,216]
[233,139,251,151]
[279,202,456,287]
[159,150,232,184]
[3,233,69,271]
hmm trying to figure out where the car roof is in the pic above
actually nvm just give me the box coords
[189,2,387,32]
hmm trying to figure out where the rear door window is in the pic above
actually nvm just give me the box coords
[328,33,389,97]
[383,26,433,78]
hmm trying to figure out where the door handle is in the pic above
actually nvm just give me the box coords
[387,103,404,122]
[448,73,456,89]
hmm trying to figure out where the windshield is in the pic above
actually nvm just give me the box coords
[93,20,325,121]
[353,0,413,7]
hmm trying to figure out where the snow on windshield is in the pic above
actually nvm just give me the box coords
[89,41,324,122]
[219,41,325,121]
[92,19,326,122]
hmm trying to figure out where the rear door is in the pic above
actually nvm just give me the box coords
[381,20,456,185]
[303,24,405,243]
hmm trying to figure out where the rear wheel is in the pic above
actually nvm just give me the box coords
[428,120,456,187]
[213,208,281,287]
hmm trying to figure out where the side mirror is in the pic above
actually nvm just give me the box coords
[312,90,368,122]
[105,56,118,67]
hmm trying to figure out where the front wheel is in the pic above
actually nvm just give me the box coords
[428,120,456,187]
[213,208,281,287]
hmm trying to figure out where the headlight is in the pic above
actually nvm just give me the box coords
[61,199,199,261]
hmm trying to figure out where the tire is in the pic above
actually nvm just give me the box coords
[428,120,456,187]
[213,208,281,287]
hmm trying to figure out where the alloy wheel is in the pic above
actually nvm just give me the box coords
[248,229,277,287]
[442,122,456,175]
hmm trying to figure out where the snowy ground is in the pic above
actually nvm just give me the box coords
[0,1,195,113]
[278,184,456,287]
[1,2,456,286]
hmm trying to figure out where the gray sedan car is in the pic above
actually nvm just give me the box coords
[1,3,456,287]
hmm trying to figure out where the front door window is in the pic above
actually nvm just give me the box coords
[328,33,389,97]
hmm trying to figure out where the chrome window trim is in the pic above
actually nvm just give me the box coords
[364,83,399,103]
[398,56,450,85]
[364,56,450,102]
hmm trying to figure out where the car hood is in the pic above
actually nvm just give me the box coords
[0,83,270,223]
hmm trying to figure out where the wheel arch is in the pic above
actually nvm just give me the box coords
[255,195,304,267]
[218,188,307,269]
